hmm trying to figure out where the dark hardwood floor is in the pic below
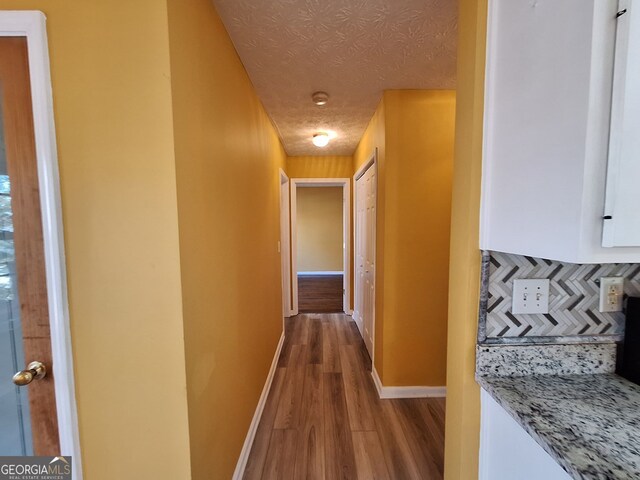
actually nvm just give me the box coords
[298,275,344,313]
[243,313,446,480]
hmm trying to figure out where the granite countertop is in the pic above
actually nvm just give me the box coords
[478,374,640,480]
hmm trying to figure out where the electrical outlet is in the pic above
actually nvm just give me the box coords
[599,277,624,313]
[512,279,550,314]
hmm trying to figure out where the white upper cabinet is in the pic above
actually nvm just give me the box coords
[481,0,640,263]
[603,0,640,247]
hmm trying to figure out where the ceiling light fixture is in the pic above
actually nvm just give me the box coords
[312,91,329,106]
[312,133,330,147]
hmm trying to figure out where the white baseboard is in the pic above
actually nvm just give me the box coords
[371,366,446,399]
[297,271,344,276]
[232,332,285,480]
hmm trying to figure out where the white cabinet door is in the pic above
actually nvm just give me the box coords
[603,0,640,247]
[481,0,640,262]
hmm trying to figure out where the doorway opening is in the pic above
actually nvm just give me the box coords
[290,179,350,314]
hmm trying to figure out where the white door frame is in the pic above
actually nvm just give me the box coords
[279,169,292,318]
[0,11,82,477]
[290,178,351,315]
[353,150,377,360]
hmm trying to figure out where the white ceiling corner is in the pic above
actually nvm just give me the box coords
[212,0,457,156]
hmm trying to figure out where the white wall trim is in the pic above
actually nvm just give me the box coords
[232,332,285,480]
[290,178,351,315]
[279,169,292,318]
[371,367,446,399]
[0,12,83,477]
[297,271,343,276]
[479,0,498,250]
[354,152,376,181]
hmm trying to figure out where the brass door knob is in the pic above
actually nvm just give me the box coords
[13,361,47,386]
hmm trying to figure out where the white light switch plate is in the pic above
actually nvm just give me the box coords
[512,279,550,314]
[599,277,624,313]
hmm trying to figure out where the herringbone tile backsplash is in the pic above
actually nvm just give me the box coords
[482,251,640,339]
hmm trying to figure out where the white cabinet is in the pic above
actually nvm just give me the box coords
[481,0,640,263]
[479,389,571,480]
[603,0,640,247]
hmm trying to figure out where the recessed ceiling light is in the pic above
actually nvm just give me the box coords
[312,133,330,147]
[312,91,329,106]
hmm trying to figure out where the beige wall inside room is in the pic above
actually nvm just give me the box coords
[166,0,286,478]
[0,1,192,478]
[443,0,487,479]
[296,187,344,272]
[354,90,456,387]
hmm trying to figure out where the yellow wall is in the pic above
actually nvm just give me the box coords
[0,2,479,477]
[383,90,455,386]
[443,0,488,479]
[296,187,344,272]
[0,1,193,478]
[165,0,286,478]
[287,155,353,178]
[354,91,456,387]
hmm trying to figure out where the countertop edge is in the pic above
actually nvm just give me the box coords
[477,375,582,479]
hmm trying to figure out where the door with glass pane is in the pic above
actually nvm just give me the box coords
[0,37,60,455]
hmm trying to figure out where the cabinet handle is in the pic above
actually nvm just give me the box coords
[603,215,613,220]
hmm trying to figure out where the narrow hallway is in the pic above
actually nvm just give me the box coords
[244,314,445,479]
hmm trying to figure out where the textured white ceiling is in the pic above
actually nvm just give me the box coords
[212,0,457,156]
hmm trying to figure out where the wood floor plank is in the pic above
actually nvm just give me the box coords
[291,315,310,345]
[323,373,358,479]
[339,345,375,431]
[273,345,308,429]
[393,399,444,478]
[352,431,391,480]
[374,400,423,480]
[322,321,341,373]
[347,322,372,371]
[334,314,353,345]
[426,397,446,430]
[298,274,344,313]
[277,318,294,368]
[243,368,287,480]
[415,399,446,457]
[261,429,298,480]
[247,314,446,480]
[308,317,323,364]
[294,365,325,480]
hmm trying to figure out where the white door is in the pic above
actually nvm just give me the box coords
[354,178,365,331]
[355,164,376,357]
